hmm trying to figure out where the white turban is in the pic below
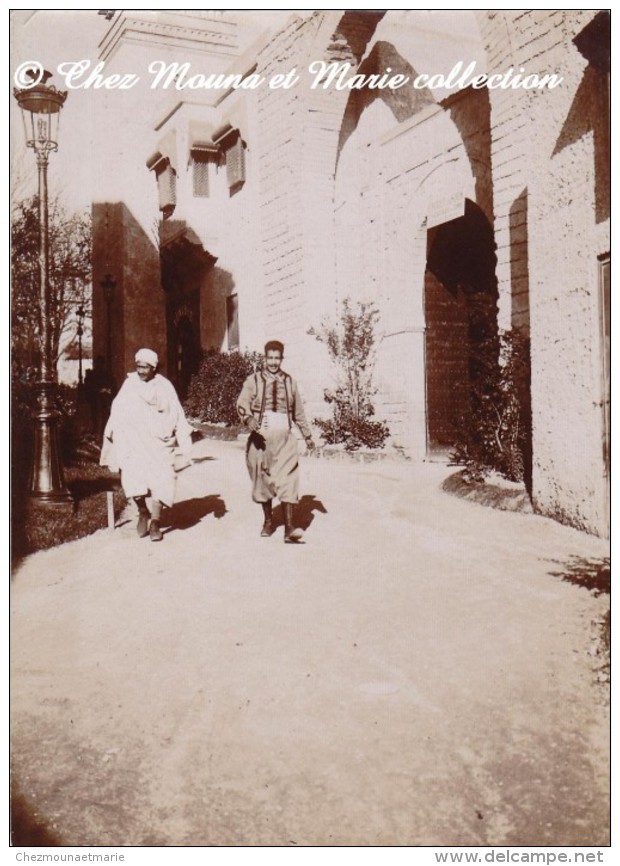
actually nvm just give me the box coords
[135,348,159,368]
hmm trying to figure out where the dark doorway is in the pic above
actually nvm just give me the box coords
[175,316,200,400]
[424,268,470,453]
[424,199,499,456]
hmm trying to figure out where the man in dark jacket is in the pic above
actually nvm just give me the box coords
[237,341,315,543]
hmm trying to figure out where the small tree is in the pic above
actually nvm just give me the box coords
[309,298,390,451]
[11,195,92,370]
[450,328,531,483]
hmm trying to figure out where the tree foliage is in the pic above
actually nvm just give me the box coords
[183,348,263,427]
[11,195,92,369]
[450,328,531,483]
[309,298,390,451]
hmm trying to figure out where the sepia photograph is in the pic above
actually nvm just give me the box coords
[10,7,611,856]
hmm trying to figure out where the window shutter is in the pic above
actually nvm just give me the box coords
[225,135,246,193]
[213,124,247,194]
[156,160,176,218]
[192,153,210,198]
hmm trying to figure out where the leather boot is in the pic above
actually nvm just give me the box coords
[283,502,303,543]
[260,500,274,537]
[135,497,150,538]
[149,520,163,542]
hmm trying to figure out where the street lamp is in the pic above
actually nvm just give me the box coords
[14,69,72,504]
[76,305,85,388]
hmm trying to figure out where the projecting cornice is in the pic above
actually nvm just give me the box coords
[99,11,239,64]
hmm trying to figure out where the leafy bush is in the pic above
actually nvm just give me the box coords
[314,411,390,451]
[12,363,77,418]
[183,348,262,426]
[450,328,531,483]
[309,298,390,451]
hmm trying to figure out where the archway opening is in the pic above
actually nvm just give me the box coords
[424,199,499,456]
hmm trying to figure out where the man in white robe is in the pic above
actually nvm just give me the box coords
[100,348,193,541]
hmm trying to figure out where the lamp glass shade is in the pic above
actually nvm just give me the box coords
[14,80,67,149]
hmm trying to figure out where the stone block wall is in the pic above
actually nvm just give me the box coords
[89,10,609,537]
[92,202,166,390]
[248,11,496,449]
[334,93,484,455]
[478,9,609,535]
[252,13,348,418]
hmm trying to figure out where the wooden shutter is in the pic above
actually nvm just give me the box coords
[225,135,245,193]
[192,153,210,198]
[156,160,176,218]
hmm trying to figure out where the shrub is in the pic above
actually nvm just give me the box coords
[450,328,531,483]
[309,298,390,451]
[183,348,262,426]
[315,411,390,451]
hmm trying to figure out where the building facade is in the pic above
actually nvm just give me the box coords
[91,10,610,537]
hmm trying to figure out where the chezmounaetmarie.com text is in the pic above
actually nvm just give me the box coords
[15,59,564,92]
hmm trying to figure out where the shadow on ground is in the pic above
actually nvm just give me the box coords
[297,495,328,531]
[442,470,533,513]
[547,555,610,672]
[176,455,216,472]
[10,786,61,847]
[269,495,328,534]
[547,555,610,597]
[163,494,227,532]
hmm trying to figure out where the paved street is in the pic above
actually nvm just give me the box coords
[11,438,610,846]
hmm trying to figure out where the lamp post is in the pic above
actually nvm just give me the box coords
[14,69,72,504]
[76,305,85,388]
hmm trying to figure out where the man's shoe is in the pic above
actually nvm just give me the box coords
[260,500,274,537]
[149,520,163,542]
[284,527,304,544]
[137,511,150,538]
[283,503,304,544]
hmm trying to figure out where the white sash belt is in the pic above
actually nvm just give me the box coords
[261,410,290,431]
